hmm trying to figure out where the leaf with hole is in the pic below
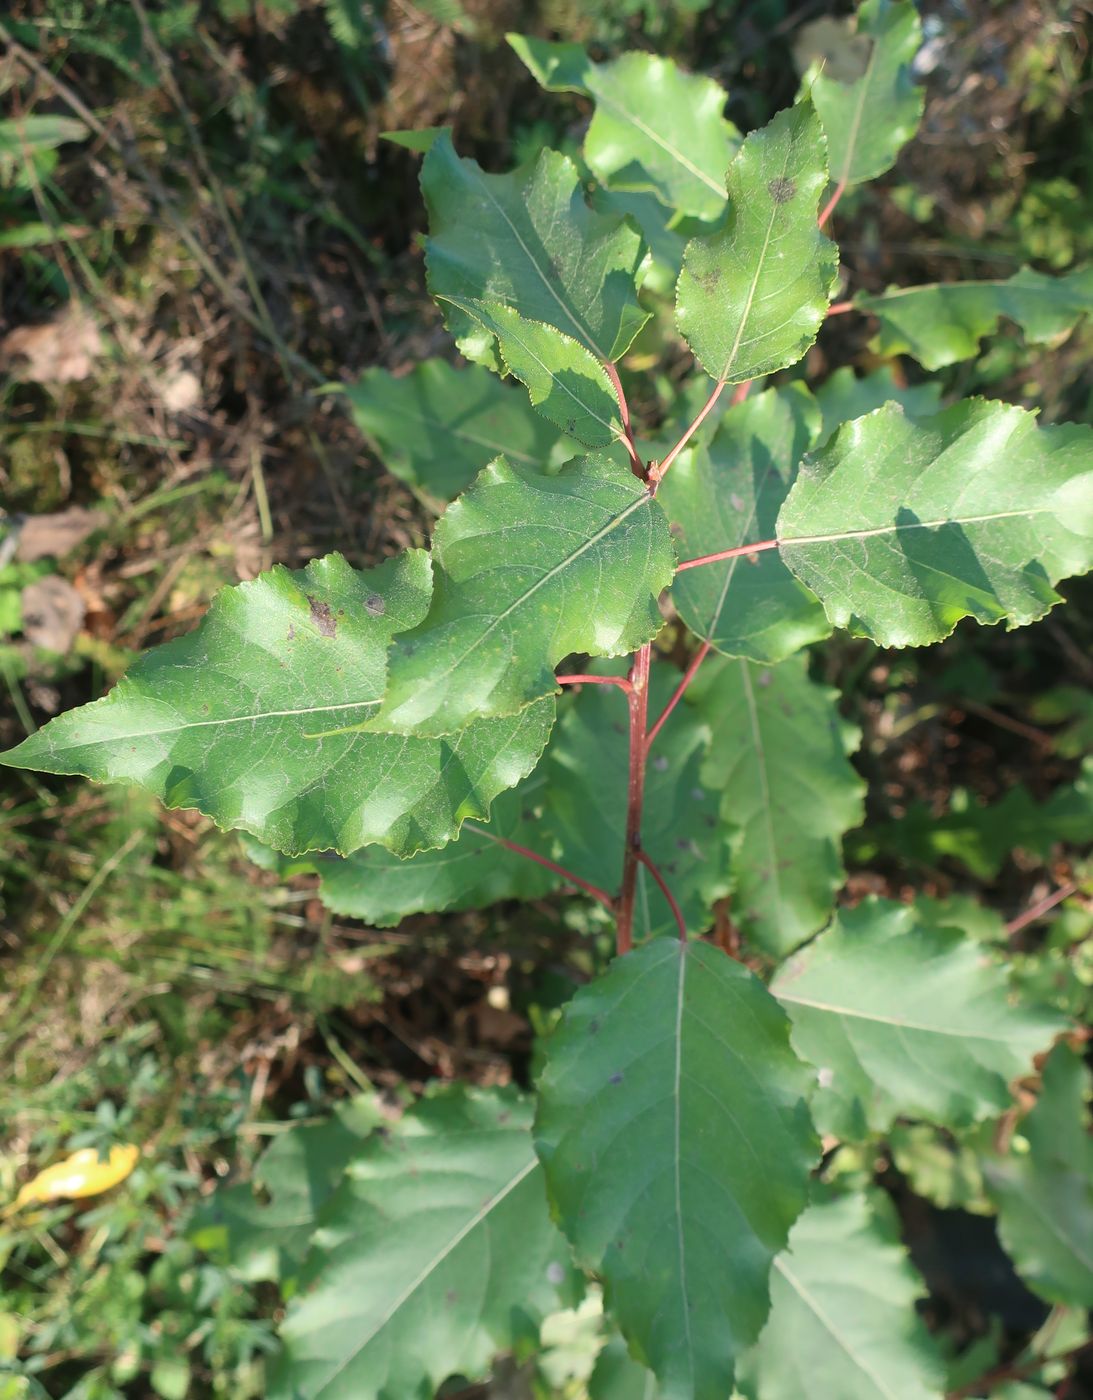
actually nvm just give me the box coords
[535,938,817,1400]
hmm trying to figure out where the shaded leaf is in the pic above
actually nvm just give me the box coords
[375,455,675,736]
[741,1190,944,1400]
[859,265,1093,371]
[661,384,829,663]
[688,653,864,955]
[541,666,730,937]
[342,359,573,504]
[777,399,1093,647]
[509,37,739,221]
[536,939,817,1400]
[771,898,1066,1137]
[813,364,943,444]
[190,1098,379,1284]
[852,764,1093,879]
[676,102,838,384]
[802,0,923,190]
[2,553,555,858]
[273,1085,572,1400]
[422,130,648,369]
[271,773,559,927]
[984,1043,1093,1307]
[442,296,624,448]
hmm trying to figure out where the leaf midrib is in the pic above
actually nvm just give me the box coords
[315,1155,540,1397]
[772,1255,904,1400]
[591,75,728,201]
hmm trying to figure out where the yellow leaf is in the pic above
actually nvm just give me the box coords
[4,1145,140,1216]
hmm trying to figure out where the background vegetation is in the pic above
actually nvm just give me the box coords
[1,1,1092,1395]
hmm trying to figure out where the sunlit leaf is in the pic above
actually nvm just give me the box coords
[802,0,923,190]
[777,399,1093,647]
[375,455,675,736]
[859,265,1093,370]
[676,102,838,384]
[2,553,555,857]
[510,37,739,221]
[423,129,648,369]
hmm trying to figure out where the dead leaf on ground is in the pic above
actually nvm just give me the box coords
[14,508,107,562]
[21,576,86,653]
[0,306,102,384]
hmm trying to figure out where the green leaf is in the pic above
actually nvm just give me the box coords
[771,898,1066,1137]
[675,102,838,385]
[984,1043,1093,1307]
[273,1085,572,1400]
[741,1190,944,1400]
[858,265,1093,371]
[814,365,943,444]
[777,399,1093,647]
[190,1097,379,1283]
[2,552,555,857]
[441,296,625,448]
[854,767,1093,880]
[422,130,648,369]
[589,1336,661,1400]
[509,37,739,221]
[341,359,574,504]
[688,653,864,956]
[802,0,923,190]
[375,455,675,736]
[535,939,817,1400]
[541,666,731,937]
[288,773,560,926]
[661,384,830,663]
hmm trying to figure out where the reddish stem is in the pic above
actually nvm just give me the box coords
[615,643,652,955]
[604,360,645,480]
[818,177,847,230]
[646,640,711,753]
[827,299,854,316]
[676,537,779,573]
[1006,881,1079,938]
[557,672,633,693]
[467,824,615,912]
[637,850,687,941]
